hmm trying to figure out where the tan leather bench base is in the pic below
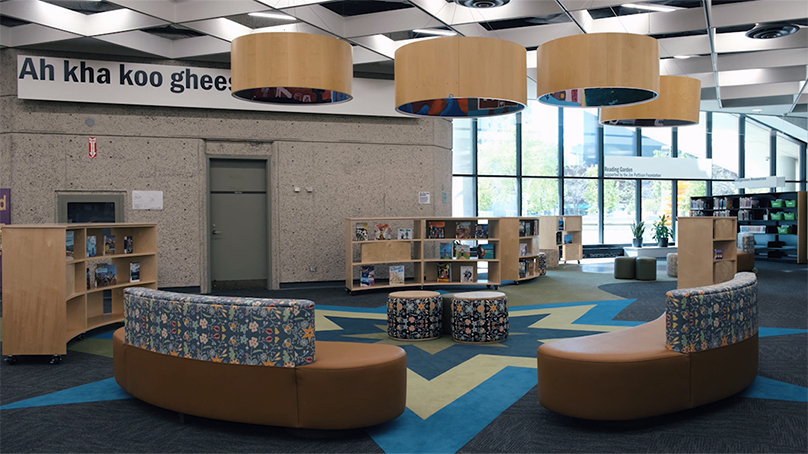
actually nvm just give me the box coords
[113,328,406,429]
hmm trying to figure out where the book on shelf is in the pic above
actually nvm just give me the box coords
[389,265,405,285]
[439,242,453,259]
[374,223,392,240]
[104,235,115,254]
[555,231,562,244]
[714,249,723,260]
[66,231,75,260]
[86,235,97,258]
[558,218,564,230]
[563,234,573,244]
[456,221,472,239]
[475,224,489,239]
[354,222,369,241]
[519,221,527,237]
[528,260,535,276]
[519,243,529,256]
[397,228,413,240]
[455,244,470,260]
[477,243,494,260]
[428,221,445,239]
[123,236,133,254]
[94,262,117,288]
[460,265,474,283]
[519,260,527,278]
[360,265,375,287]
[130,262,141,283]
[437,263,451,282]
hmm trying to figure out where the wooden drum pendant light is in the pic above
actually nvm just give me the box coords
[395,36,527,117]
[599,76,702,127]
[231,32,352,104]
[536,33,660,108]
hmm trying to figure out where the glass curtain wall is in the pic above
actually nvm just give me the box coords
[744,119,771,194]
[564,109,600,244]
[712,113,740,195]
[603,125,637,244]
[522,100,560,216]
[677,112,708,216]
[777,133,801,191]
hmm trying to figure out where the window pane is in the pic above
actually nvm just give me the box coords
[564,178,599,244]
[452,176,475,217]
[477,115,516,175]
[563,108,599,176]
[777,133,801,191]
[522,101,559,176]
[712,113,739,194]
[522,178,559,216]
[677,180,706,217]
[641,128,672,157]
[603,125,636,157]
[452,119,474,174]
[478,177,517,216]
[603,179,636,244]
[678,112,707,159]
[641,180,672,244]
[744,120,771,194]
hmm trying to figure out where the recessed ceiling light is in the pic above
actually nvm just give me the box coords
[673,55,691,59]
[622,3,678,13]
[752,109,762,112]
[412,29,458,37]
[248,12,296,21]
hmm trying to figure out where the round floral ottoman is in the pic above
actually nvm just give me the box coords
[387,290,443,340]
[451,291,509,343]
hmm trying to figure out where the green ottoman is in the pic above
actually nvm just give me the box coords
[635,257,657,281]
[614,257,636,279]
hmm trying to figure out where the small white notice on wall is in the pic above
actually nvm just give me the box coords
[132,191,163,210]
[419,192,431,204]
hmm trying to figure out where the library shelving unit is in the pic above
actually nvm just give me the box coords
[1,223,157,364]
[539,216,583,264]
[499,217,542,283]
[344,217,501,293]
[689,191,806,264]
[677,217,737,289]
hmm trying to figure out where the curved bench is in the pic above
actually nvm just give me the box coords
[113,288,406,429]
[536,272,758,420]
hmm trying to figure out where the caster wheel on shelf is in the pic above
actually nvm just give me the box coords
[76,333,86,341]
[49,355,62,365]
[515,281,520,285]
[345,287,351,293]
[494,285,499,290]
[578,260,581,264]
[486,285,491,289]
[4,355,17,365]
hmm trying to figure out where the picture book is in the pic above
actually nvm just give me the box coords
[714,249,723,260]
[519,243,529,256]
[104,235,116,254]
[455,244,470,260]
[475,224,489,239]
[428,221,445,239]
[360,265,375,287]
[439,242,453,259]
[460,266,474,283]
[354,222,369,241]
[519,221,526,237]
[87,267,93,290]
[437,263,451,282]
[519,260,527,278]
[130,262,141,283]
[374,223,392,240]
[123,236,133,254]
[528,260,535,276]
[86,235,97,258]
[563,234,573,244]
[558,218,564,230]
[397,228,413,240]
[455,221,472,239]
[94,263,117,288]
[478,243,494,260]
[66,231,75,260]
[389,265,405,285]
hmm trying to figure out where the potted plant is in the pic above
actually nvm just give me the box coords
[630,221,645,247]
[652,214,672,247]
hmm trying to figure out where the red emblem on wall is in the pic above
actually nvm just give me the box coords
[88,137,97,159]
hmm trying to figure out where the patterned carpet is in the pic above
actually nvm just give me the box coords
[1,260,806,453]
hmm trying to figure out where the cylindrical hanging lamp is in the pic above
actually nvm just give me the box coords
[536,33,660,108]
[599,76,701,127]
[395,36,527,117]
[231,32,352,104]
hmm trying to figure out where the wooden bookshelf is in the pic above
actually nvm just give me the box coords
[1,223,157,363]
[499,217,542,283]
[677,217,737,289]
[539,216,583,264]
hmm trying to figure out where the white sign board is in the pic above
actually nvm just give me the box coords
[735,176,786,189]
[604,156,712,179]
[16,55,402,118]
[132,191,163,210]
[419,192,431,204]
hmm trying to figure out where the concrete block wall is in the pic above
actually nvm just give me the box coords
[0,49,453,289]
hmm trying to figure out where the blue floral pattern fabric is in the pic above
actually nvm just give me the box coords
[387,293,443,340]
[665,272,757,353]
[451,293,509,342]
[123,287,316,367]
[537,252,547,276]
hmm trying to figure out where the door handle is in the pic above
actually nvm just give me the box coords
[212,230,222,235]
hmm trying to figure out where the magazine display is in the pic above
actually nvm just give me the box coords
[461,266,474,283]
[104,235,115,254]
[475,224,489,239]
[374,223,392,240]
[428,221,445,239]
[354,222,369,241]
[130,262,140,283]
[123,236,133,254]
[66,231,74,260]
[439,242,453,259]
[389,265,405,285]
[437,263,451,282]
[478,244,494,259]
[397,228,413,240]
[455,244,470,260]
[92,262,117,288]
[455,221,472,239]
[86,235,97,258]
[360,265,375,287]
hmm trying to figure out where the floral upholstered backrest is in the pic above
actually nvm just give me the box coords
[665,272,757,353]
[123,287,315,367]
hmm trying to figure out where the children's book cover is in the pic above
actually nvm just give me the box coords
[478,244,494,259]
[123,236,133,254]
[439,242,453,259]
[130,262,141,283]
[360,265,375,287]
[519,243,529,256]
[428,221,445,239]
[86,235,97,258]
[397,228,413,240]
[460,266,474,283]
[389,265,405,285]
[455,244,470,260]
[437,263,451,282]
[104,235,116,254]
[475,224,489,239]
[66,231,75,260]
[456,221,472,239]
[374,223,392,240]
[95,263,117,288]
[355,223,369,241]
